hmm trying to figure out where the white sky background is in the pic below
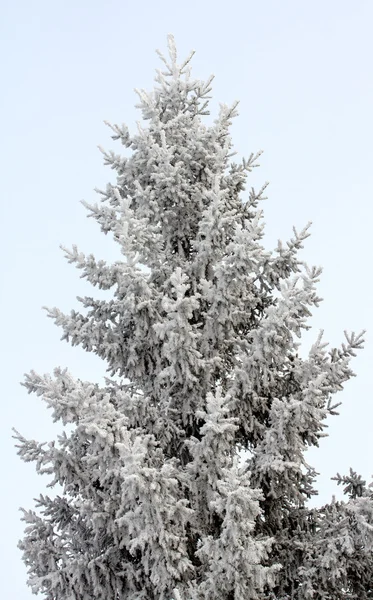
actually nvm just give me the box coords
[1,1,372,597]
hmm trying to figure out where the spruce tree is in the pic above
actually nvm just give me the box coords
[15,36,373,599]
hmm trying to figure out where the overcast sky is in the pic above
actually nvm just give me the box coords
[2,1,373,597]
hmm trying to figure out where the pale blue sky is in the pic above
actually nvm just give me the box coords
[2,1,373,597]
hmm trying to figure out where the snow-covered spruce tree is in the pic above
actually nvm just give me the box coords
[15,36,372,600]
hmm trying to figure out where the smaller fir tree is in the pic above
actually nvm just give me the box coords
[15,36,372,600]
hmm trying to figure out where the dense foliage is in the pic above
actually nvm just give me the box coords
[15,36,372,599]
